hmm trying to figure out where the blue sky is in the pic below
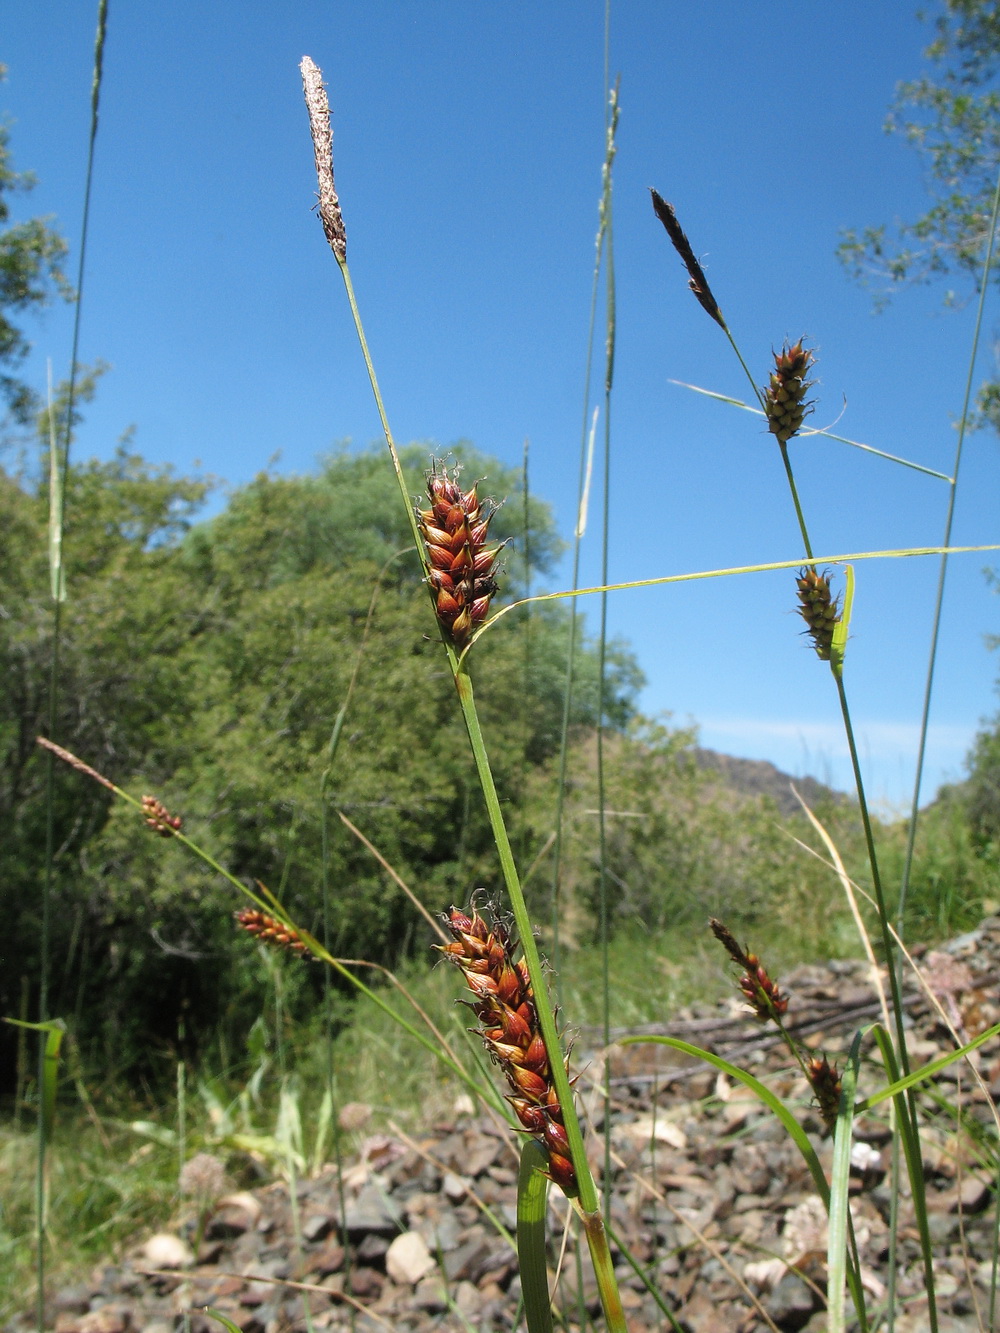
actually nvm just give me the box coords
[4,1,999,812]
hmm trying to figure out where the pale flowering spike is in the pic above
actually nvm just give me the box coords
[300,56,346,262]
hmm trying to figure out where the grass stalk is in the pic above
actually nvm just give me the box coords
[896,158,1000,928]
[299,59,627,1329]
[595,81,619,1220]
[36,10,107,1327]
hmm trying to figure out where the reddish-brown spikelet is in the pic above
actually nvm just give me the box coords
[710,917,788,1023]
[417,464,503,650]
[141,795,182,837]
[806,1054,843,1134]
[235,908,309,957]
[439,904,577,1195]
[796,567,841,661]
[764,340,815,445]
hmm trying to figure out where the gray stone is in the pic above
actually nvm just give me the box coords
[764,1273,818,1330]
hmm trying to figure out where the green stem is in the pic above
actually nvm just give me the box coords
[453,667,626,1333]
[833,675,909,1071]
[896,157,1000,929]
[778,442,814,562]
[580,1208,628,1333]
[329,236,626,1333]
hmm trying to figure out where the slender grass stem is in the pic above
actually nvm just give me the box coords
[552,183,607,992]
[452,668,627,1333]
[37,10,107,1328]
[596,80,618,1224]
[897,158,1000,929]
[778,443,815,562]
[469,543,998,641]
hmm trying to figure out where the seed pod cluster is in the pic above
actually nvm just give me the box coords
[710,917,789,1022]
[235,908,309,956]
[417,465,502,650]
[764,340,815,445]
[806,1053,843,1133]
[796,567,841,661]
[141,795,182,837]
[440,904,577,1195]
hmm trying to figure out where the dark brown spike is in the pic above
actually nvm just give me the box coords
[650,189,726,329]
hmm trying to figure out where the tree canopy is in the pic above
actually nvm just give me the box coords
[0,74,71,425]
[0,437,647,1078]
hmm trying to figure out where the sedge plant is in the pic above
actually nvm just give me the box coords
[298,55,628,1333]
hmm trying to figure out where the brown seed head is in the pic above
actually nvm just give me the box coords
[649,189,726,330]
[711,918,787,1022]
[796,567,841,661]
[141,795,182,837]
[235,907,309,957]
[439,903,577,1195]
[806,1054,843,1134]
[764,340,815,444]
[739,953,789,1022]
[417,463,503,649]
[710,917,752,969]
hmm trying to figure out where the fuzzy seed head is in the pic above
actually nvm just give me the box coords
[796,567,841,661]
[179,1152,226,1201]
[439,903,577,1196]
[417,463,503,650]
[764,340,815,444]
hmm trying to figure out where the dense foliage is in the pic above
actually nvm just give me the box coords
[1,440,645,1081]
[3,433,997,1088]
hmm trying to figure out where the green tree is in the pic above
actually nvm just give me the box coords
[2,434,646,1079]
[837,1,1000,425]
[0,70,71,424]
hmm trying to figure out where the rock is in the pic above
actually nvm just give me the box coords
[677,1290,730,1333]
[385,1231,435,1286]
[140,1234,192,1270]
[355,1233,389,1264]
[208,1192,262,1238]
[77,1307,131,1333]
[343,1183,400,1236]
[411,1275,449,1312]
[305,1240,345,1276]
[52,1286,92,1314]
[453,1281,482,1319]
[347,1266,382,1298]
[442,1171,467,1203]
[301,1211,337,1242]
[442,1234,495,1282]
[764,1272,819,1330]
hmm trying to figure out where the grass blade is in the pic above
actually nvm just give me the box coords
[518,1140,555,1333]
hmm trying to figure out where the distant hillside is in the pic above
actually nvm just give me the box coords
[692,747,848,817]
